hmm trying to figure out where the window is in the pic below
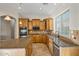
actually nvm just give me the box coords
[55,10,70,37]
[55,15,62,34]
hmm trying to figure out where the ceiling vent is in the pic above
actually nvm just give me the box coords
[42,3,48,5]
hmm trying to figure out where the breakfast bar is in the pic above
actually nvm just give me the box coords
[0,36,32,56]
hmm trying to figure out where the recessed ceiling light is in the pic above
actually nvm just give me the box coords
[40,8,42,10]
[54,3,56,5]
[19,21,22,25]
[18,3,22,10]
[18,6,22,10]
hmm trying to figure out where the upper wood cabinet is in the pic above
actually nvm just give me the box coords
[32,19,40,27]
[19,18,29,27]
[28,20,32,30]
[44,18,53,30]
[40,21,45,31]
[19,18,53,31]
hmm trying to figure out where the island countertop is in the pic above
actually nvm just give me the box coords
[0,36,32,48]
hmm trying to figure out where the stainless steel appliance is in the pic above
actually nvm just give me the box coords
[19,27,28,38]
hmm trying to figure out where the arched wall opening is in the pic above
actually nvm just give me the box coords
[0,15,16,40]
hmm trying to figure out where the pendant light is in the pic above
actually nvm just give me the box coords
[4,15,11,21]
[19,21,22,25]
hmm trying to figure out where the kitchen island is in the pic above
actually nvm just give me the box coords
[0,36,32,56]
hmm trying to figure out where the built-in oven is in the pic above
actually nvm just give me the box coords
[19,27,28,38]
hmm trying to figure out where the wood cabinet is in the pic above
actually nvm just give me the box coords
[44,18,53,30]
[32,19,40,27]
[60,47,79,56]
[19,18,53,32]
[40,21,45,31]
[31,35,36,43]
[26,41,32,56]
[42,35,47,43]
[31,34,48,43]
[31,35,41,43]
[19,18,29,27]
[28,21,32,30]
[35,35,40,42]
[47,38,53,55]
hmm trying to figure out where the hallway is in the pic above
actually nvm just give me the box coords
[31,43,51,56]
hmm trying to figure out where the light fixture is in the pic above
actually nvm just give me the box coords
[18,6,22,10]
[18,3,24,18]
[54,3,56,5]
[40,8,42,10]
[18,3,22,10]
[4,15,11,21]
[19,21,22,25]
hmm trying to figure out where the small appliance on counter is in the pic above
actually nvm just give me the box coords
[19,27,28,38]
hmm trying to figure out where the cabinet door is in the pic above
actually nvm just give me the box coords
[32,35,36,43]
[28,21,32,30]
[40,21,45,31]
[45,18,53,30]
[19,18,28,27]
[49,19,53,30]
[45,19,49,30]
[49,38,53,54]
[32,19,36,26]
[38,35,42,43]
[42,35,47,43]
[0,17,1,40]
[32,19,40,26]
[35,35,40,43]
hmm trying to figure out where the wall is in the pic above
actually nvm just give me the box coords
[54,4,79,45]
[69,4,79,30]
[0,11,19,39]
[69,4,79,45]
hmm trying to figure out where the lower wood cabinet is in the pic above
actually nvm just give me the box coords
[47,38,53,55]
[31,34,47,43]
[60,47,79,56]
[26,41,32,56]
[31,34,54,55]
[31,35,36,43]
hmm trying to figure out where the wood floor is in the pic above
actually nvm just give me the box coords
[31,43,51,56]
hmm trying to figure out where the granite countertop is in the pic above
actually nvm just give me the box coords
[0,36,31,48]
[29,31,48,35]
[48,34,78,47]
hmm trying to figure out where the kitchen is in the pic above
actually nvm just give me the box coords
[0,3,79,56]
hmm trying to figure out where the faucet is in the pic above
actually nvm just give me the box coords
[55,31,60,38]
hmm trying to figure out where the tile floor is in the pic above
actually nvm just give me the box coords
[31,43,51,56]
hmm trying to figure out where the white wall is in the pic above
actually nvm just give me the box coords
[69,4,79,45]
[54,4,79,45]
[70,4,79,30]
[54,4,79,30]
[0,11,19,39]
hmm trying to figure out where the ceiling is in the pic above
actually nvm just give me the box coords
[0,3,71,19]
